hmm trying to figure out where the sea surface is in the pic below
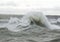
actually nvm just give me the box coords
[0,15,60,42]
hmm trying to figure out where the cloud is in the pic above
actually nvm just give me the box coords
[0,1,17,6]
[0,0,60,15]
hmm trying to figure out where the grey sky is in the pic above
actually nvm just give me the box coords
[0,0,60,15]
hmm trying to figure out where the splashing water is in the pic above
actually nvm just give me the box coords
[0,12,60,32]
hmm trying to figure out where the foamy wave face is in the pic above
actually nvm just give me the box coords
[0,11,60,32]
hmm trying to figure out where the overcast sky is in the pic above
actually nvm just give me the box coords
[0,0,60,15]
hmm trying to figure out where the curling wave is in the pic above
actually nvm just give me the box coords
[0,11,60,32]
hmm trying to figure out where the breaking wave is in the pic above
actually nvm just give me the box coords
[0,11,60,32]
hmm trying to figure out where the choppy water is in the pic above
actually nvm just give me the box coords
[0,16,60,42]
[0,24,60,42]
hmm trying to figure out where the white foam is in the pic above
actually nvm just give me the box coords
[0,12,60,32]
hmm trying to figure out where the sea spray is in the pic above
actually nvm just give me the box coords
[0,11,60,32]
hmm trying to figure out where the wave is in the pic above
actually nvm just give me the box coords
[0,11,60,32]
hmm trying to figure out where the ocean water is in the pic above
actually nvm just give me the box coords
[0,15,60,42]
